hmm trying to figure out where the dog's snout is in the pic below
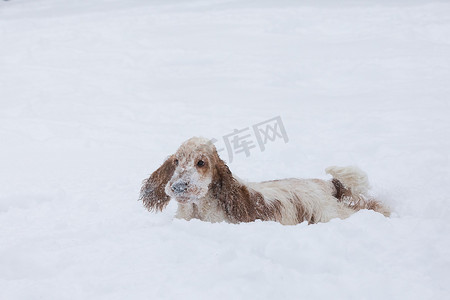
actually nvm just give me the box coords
[171,181,188,194]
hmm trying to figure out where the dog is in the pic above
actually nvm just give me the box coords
[140,137,390,225]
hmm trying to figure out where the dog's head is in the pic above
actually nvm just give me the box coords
[140,137,228,210]
[165,137,219,203]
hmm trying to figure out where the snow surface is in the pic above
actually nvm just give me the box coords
[1,0,449,299]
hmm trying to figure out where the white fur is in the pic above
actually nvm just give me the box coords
[245,179,355,224]
[325,166,370,196]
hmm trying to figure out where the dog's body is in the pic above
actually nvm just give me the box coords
[140,137,389,225]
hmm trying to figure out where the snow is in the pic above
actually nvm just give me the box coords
[1,0,449,299]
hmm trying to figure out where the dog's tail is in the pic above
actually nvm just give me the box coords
[325,166,390,217]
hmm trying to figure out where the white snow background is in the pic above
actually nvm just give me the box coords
[1,0,449,299]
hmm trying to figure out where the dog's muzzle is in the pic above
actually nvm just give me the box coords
[171,181,188,194]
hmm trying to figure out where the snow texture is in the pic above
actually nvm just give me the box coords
[1,0,449,299]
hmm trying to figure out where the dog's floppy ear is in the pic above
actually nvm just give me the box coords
[140,155,176,212]
[211,157,256,222]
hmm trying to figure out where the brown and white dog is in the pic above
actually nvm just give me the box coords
[140,137,390,225]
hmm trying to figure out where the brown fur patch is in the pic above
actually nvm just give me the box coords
[195,157,210,176]
[332,178,390,217]
[251,191,283,222]
[291,194,315,224]
[332,178,351,200]
[210,155,282,223]
[140,155,176,212]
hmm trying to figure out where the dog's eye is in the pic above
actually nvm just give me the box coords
[174,159,179,166]
[197,160,205,167]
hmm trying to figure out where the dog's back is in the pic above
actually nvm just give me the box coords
[245,166,390,224]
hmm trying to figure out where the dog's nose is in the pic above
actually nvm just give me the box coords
[171,181,188,194]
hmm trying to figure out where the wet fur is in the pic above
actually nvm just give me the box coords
[140,137,390,225]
